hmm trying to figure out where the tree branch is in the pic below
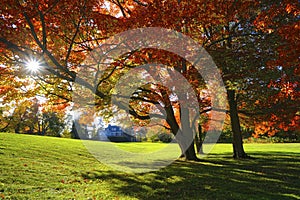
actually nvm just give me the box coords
[65,1,87,66]
[133,0,148,6]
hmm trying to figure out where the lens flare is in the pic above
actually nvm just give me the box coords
[25,58,41,73]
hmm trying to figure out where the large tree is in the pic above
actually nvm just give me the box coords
[120,0,299,158]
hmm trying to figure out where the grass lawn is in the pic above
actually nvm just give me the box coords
[0,133,299,199]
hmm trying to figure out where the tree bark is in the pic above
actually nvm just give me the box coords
[164,102,199,161]
[195,124,204,154]
[181,106,199,160]
[184,142,199,160]
[71,121,80,139]
[15,123,20,134]
[227,90,249,159]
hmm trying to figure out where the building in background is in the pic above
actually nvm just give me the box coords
[98,124,137,142]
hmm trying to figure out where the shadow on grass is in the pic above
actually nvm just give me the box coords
[81,151,300,200]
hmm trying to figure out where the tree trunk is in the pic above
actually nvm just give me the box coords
[164,103,199,161]
[178,106,199,161]
[184,142,199,160]
[160,79,199,161]
[15,123,20,134]
[38,120,42,135]
[71,121,80,139]
[195,124,204,154]
[227,90,249,159]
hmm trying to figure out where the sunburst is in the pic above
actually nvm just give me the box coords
[25,58,42,73]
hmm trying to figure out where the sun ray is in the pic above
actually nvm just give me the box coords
[25,58,42,73]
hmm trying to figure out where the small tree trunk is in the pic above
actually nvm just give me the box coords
[38,120,41,135]
[195,132,201,154]
[195,124,204,154]
[71,121,80,139]
[15,123,20,134]
[227,90,249,159]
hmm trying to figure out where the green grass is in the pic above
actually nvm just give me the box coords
[0,133,299,199]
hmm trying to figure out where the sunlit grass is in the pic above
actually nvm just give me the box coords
[0,133,299,199]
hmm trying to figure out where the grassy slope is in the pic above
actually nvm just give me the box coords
[0,133,299,200]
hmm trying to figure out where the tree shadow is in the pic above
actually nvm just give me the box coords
[80,152,300,199]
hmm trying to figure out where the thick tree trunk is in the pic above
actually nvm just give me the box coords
[160,82,199,161]
[178,140,199,161]
[164,103,199,161]
[184,142,199,160]
[227,90,249,159]
[178,106,199,161]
